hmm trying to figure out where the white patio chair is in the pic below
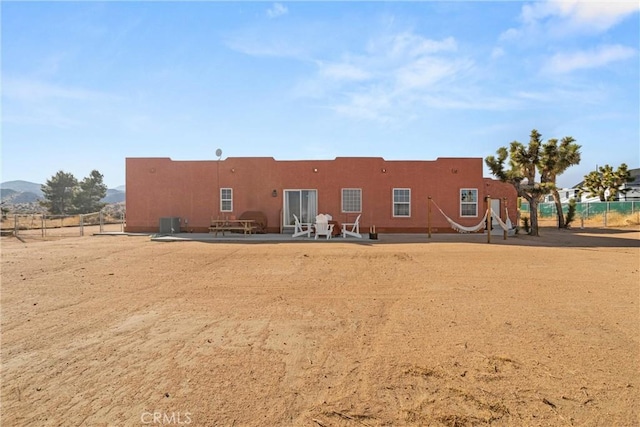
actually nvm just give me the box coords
[314,214,334,240]
[341,214,362,238]
[292,214,311,238]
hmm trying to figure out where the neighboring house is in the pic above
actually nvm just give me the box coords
[125,157,517,234]
[619,168,640,201]
[551,167,640,203]
[543,188,600,203]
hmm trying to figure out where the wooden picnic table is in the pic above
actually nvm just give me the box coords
[209,219,256,236]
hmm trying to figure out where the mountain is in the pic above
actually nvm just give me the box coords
[1,190,42,204]
[1,180,125,211]
[1,180,43,197]
[0,188,18,198]
[103,188,125,204]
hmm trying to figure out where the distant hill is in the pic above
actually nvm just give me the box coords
[1,180,43,197]
[0,188,18,198]
[1,180,125,211]
[1,190,42,204]
[103,188,126,204]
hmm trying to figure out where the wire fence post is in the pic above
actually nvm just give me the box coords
[99,211,104,233]
[80,214,84,237]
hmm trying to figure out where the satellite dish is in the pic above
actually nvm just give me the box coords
[215,148,222,158]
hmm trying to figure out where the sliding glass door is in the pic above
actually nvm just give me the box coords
[284,190,317,228]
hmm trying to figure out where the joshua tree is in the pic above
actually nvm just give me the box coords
[486,129,580,235]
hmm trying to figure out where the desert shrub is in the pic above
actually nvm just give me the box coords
[565,198,577,228]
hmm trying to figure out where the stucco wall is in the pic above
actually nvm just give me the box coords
[125,157,517,233]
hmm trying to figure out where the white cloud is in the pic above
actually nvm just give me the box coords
[551,0,639,32]
[515,91,552,102]
[267,3,288,19]
[225,36,305,58]
[545,44,636,74]
[304,32,517,121]
[395,57,470,91]
[3,77,114,102]
[318,62,371,82]
[2,77,123,130]
[331,89,393,122]
[368,33,457,59]
[501,0,640,40]
[491,47,505,59]
[300,33,470,121]
[230,28,518,122]
[2,110,84,129]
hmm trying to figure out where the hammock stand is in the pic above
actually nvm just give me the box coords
[428,198,516,242]
[429,199,488,234]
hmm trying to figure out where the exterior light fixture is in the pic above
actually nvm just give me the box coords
[381,168,387,173]
[313,168,318,173]
[272,189,277,197]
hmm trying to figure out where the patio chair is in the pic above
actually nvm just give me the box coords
[292,214,311,238]
[314,214,334,240]
[341,214,362,238]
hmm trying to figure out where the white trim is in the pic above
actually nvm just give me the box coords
[220,188,233,212]
[341,188,362,213]
[283,189,318,228]
[392,188,411,217]
[460,188,478,217]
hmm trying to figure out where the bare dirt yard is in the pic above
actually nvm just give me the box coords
[1,227,639,427]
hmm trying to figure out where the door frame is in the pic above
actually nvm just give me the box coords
[490,198,501,228]
[283,189,318,229]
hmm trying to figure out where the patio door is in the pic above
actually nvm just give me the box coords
[284,190,317,228]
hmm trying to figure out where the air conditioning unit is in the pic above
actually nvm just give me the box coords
[159,217,181,234]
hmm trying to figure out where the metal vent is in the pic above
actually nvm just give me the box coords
[159,217,181,234]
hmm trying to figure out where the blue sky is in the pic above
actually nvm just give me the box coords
[2,1,639,189]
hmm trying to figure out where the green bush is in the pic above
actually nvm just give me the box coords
[565,198,577,228]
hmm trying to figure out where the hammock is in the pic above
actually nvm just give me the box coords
[431,199,488,233]
[490,207,515,232]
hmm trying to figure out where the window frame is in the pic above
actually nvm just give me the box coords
[460,188,478,217]
[392,188,411,217]
[341,188,362,213]
[220,188,233,212]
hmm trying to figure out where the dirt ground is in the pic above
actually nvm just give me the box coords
[1,227,638,427]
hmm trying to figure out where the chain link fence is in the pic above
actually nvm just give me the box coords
[520,200,640,227]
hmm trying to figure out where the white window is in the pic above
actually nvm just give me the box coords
[460,188,478,217]
[393,188,411,217]
[220,188,233,212]
[342,188,362,213]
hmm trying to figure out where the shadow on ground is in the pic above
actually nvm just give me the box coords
[134,226,640,249]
